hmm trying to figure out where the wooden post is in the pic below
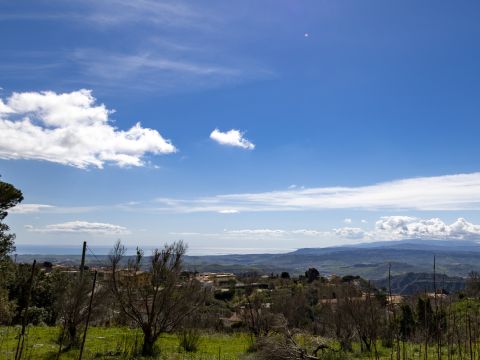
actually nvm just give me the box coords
[58,241,87,356]
[14,260,36,360]
[468,313,473,360]
[80,241,87,280]
[78,271,97,360]
[388,263,395,360]
[424,287,428,360]
[433,256,442,360]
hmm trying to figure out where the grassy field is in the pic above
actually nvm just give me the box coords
[1,326,479,359]
[0,326,251,359]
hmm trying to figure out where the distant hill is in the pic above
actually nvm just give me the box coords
[184,239,480,279]
[15,239,480,283]
[373,272,466,295]
[294,238,480,253]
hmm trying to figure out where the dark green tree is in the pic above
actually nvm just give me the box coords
[305,268,320,283]
[399,304,415,340]
[8,264,60,325]
[0,176,23,261]
[466,271,480,297]
[416,296,435,338]
[0,176,23,323]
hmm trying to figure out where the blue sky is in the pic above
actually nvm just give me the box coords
[1,0,480,254]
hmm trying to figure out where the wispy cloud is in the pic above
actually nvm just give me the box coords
[71,49,246,93]
[9,204,55,214]
[225,229,286,236]
[143,172,480,213]
[10,203,101,215]
[82,0,209,28]
[0,2,272,93]
[0,0,208,29]
[73,50,239,77]
[26,221,129,235]
[24,172,480,216]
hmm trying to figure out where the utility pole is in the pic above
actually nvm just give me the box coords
[80,241,87,280]
[57,241,87,357]
[78,271,97,360]
[433,256,441,360]
[433,255,437,302]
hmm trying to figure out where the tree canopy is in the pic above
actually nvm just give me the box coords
[0,176,23,260]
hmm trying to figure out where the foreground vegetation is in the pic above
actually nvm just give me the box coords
[4,326,480,359]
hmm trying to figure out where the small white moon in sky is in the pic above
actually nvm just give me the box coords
[304,33,309,37]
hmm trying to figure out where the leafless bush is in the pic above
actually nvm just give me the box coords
[109,240,204,357]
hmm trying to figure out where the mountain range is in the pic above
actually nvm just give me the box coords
[184,239,480,280]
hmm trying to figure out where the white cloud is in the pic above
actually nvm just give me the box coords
[0,99,12,113]
[27,220,129,235]
[147,172,480,213]
[375,216,480,240]
[169,231,211,236]
[291,229,327,237]
[162,216,480,249]
[0,89,176,168]
[334,217,480,242]
[334,227,366,239]
[216,228,335,239]
[361,219,368,224]
[218,209,239,214]
[170,228,328,240]
[168,217,480,249]
[210,128,255,150]
[344,218,352,224]
[10,204,54,214]
[449,218,480,239]
[225,229,285,236]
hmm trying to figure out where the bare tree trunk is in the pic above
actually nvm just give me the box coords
[141,326,157,357]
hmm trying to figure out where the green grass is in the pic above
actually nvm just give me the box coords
[0,326,251,359]
[325,340,480,360]
[2,326,479,359]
